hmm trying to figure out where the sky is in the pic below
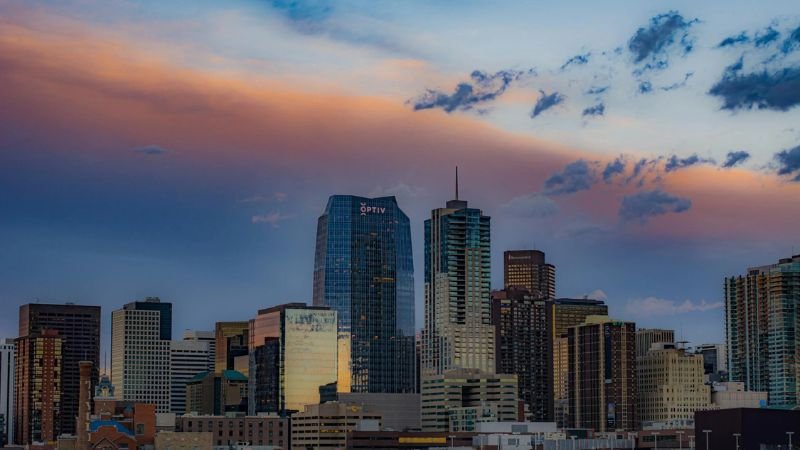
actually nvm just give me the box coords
[1,0,800,354]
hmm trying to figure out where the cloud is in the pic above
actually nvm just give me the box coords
[665,154,714,172]
[619,189,692,223]
[718,31,750,48]
[238,192,288,203]
[754,26,780,47]
[530,90,565,118]
[133,145,169,156]
[660,72,694,91]
[775,145,800,180]
[368,183,427,198]
[708,65,800,111]
[625,297,723,317]
[543,160,597,195]
[628,11,699,67]
[412,69,535,113]
[602,157,626,183]
[586,86,609,95]
[780,25,800,54]
[638,81,653,94]
[582,103,605,117]
[586,289,608,301]
[722,150,751,168]
[251,211,293,228]
[270,0,333,26]
[500,193,558,218]
[560,52,591,70]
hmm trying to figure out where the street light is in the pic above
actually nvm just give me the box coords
[653,432,660,450]
[702,429,712,450]
[733,433,741,450]
[676,430,685,450]
[571,435,577,450]
[787,432,794,450]
[449,434,456,448]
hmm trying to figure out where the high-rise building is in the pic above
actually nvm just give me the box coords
[725,254,800,408]
[14,330,62,445]
[636,328,675,359]
[567,316,637,432]
[111,298,172,412]
[17,303,101,437]
[637,343,709,428]
[422,184,494,379]
[313,195,416,394]
[695,343,727,380]
[248,303,338,415]
[491,288,551,421]
[183,330,216,372]
[420,368,519,432]
[503,250,556,299]
[170,339,211,414]
[0,339,14,446]
[546,298,608,428]
[214,322,249,374]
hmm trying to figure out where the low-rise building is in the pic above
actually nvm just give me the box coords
[291,402,382,450]
[186,370,248,415]
[335,393,420,431]
[155,431,213,450]
[176,414,288,449]
[345,431,474,449]
[709,381,767,409]
[694,408,800,450]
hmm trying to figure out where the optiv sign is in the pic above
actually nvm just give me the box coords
[360,202,386,216]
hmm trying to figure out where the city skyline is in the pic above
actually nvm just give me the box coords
[3,0,800,352]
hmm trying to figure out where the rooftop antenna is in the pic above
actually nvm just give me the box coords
[455,166,459,200]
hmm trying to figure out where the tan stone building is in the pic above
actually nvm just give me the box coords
[291,402,382,450]
[155,431,212,450]
[638,343,710,427]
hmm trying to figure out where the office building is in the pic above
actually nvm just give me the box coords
[111,298,172,412]
[248,303,338,415]
[567,316,637,432]
[313,195,416,394]
[177,414,288,448]
[333,393,421,431]
[503,250,556,299]
[420,368,519,432]
[185,370,248,415]
[695,343,727,381]
[546,298,608,428]
[291,402,382,449]
[182,330,215,372]
[18,303,101,436]
[725,254,800,408]
[421,182,495,379]
[694,408,800,450]
[214,322,249,374]
[636,328,675,359]
[637,343,709,428]
[492,288,551,421]
[0,339,14,446]
[170,339,211,414]
[14,330,62,445]
[710,382,767,409]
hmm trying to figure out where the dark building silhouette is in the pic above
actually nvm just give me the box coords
[503,250,556,299]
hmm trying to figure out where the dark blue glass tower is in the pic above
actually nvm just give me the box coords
[313,195,416,393]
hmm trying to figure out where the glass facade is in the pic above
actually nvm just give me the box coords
[313,195,416,393]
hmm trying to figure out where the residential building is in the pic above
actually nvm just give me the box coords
[636,329,675,359]
[695,343,727,381]
[313,195,416,394]
[176,414,288,448]
[637,343,710,428]
[248,303,338,415]
[546,298,608,428]
[182,330,216,372]
[421,182,495,380]
[492,288,551,421]
[14,330,62,445]
[214,322,249,374]
[185,370,248,415]
[170,339,212,414]
[291,402,381,450]
[710,381,767,409]
[567,316,637,432]
[1,339,14,446]
[725,254,800,408]
[420,368,519,432]
[694,408,800,450]
[335,393,420,431]
[111,298,172,412]
[154,431,213,450]
[18,303,101,436]
[503,249,556,299]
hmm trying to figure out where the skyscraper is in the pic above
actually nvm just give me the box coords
[17,303,101,437]
[313,195,416,393]
[725,254,800,408]
[111,298,172,412]
[248,303,338,415]
[546,298,608,428]
[636,328,676,359]
[0,339,15,446]
[14,330,62,445]
[492,288,551,421]
[214,322,249,374]
[568,316,637,432]
[183,330,216,372]
[503,250,556,299]
[422,181,494,378]
[695,343,727,380]
[169,339,211,414]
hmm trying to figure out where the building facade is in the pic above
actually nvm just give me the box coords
[313,195,416,394]
[503,250,556,299]
[710,381,767,409]
[182,330,216,372]
[170,339,211,414]
[334,393,420,432]
[214,322,249,374]
[185,370,248,415]
[725,254,800,408]
[14,330,62,445]
[248,303,338,415]
[154,431,213,450]
[567,316,637,432]
[492,288,551,421]
[637,343,709,427]
[636,329,675,359]
[18,303,101,437]
[0,339,14,446]
[695,343,727,381]
[291,402,382,450]
[546,298,608,428]
[420,368,519,432]
[111,298,172,412]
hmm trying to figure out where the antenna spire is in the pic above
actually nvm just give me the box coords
[455,166,459,200]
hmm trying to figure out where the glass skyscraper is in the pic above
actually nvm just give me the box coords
[313,195,416,393]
